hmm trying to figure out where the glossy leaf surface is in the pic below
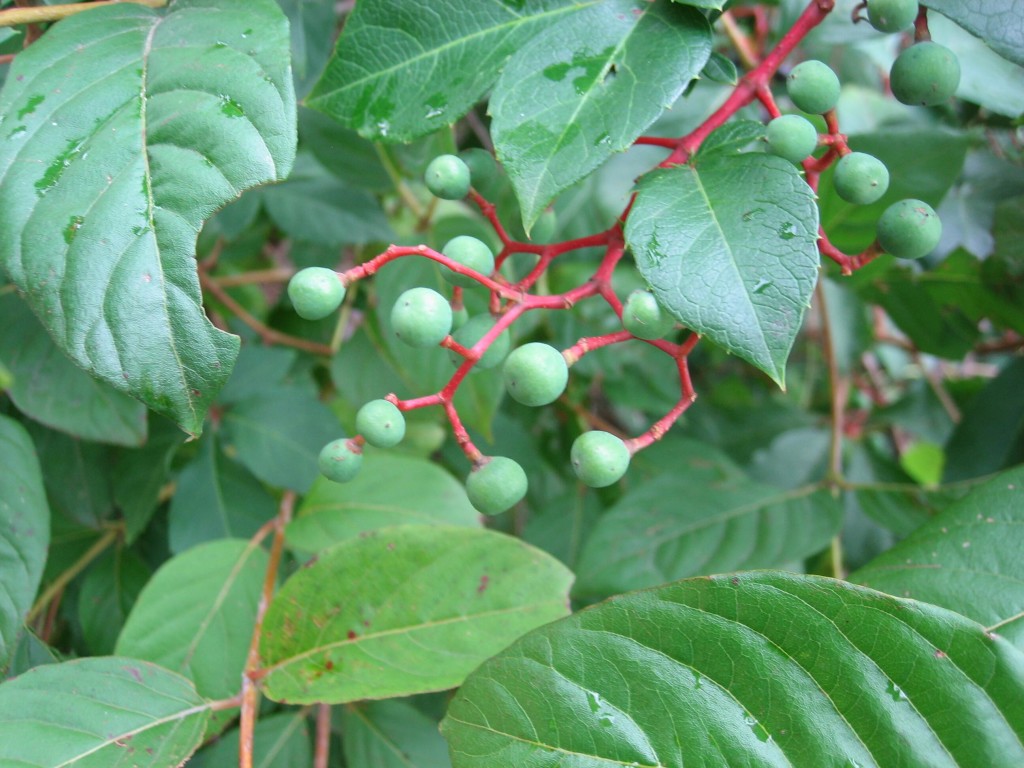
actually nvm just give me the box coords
[443,572,1024,767]
[490,0,711,230]
[342,700,452,768]
[259,525,573,704]
[923,0,1024,66]
[0,416,49,673]
[626,154,819,385]
[0,0,296,435]
[0,657,210,767]
[854,465,1024,649]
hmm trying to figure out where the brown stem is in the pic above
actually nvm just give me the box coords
[313,704,332,768]
[720,10,759,69]
[0,0,167,28]
[212,268,294,288]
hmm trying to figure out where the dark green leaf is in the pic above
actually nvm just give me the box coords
[923,0,1024,66]
[78,549,151,655]
[575,464,840,597]
[626,154,819,385]
[2,628,58,681]
[701,50,738,84]
[854,465,1024,649]
[0,415,49,672]
[259,525,573,704]
[116,539,268,723]
[491,0,711,230]
[286,454,480,556]
[190,711,311,768]
[0,0,297,435]
[443,572,1024,767]
[168,433,276,554]
[279,0,337,98]
[695,119,766,158]
[342,700,452,768]
[0,293,147,446]
[298,106,391,191]
[220,385,342,492]
[0,657,210,766]
[112,416,185,542]
[307,0,580,142]
[26,424,113,529]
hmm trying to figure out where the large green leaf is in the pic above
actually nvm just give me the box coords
[286,453,481,556]
[168,433,277,554]
[189,711,310,768]
[259,525,573,704]
[0,416,49,673]
[853,465,1024,650]
[342,700,452,768]
[78,549,151,656]
[306,0,583,141]
[625,154,820,386]
[490,0,711,230]
[0,0,297,436]
[0,657,210,767]
[575,467,841,598]
[923,0,1024,66]
[116,539,268,722]
[0,293,147,446]
[442,572,1024,767]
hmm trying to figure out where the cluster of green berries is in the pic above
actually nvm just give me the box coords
[760,3,950,261]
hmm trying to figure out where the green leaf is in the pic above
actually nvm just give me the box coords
[259,525,573,704]
[113,416,186,542]
[26,424,113,529]
[0,292,147,446]
[286,453,481,556]
[220,385,342,492]
[923,0,1024,67]
[701,51,738,84]
[78,549,151,656]
[625,154,820,386]
[442,572,1024,767]
[306,0,581,142]
[853,465,1024,650]
[261,153,392,247]
[342,700,452,768]
[696,119,766,158]
[116,539,269,720]
[168,433,277,554]
[189,711,311,768]
[2,628,58,681]
[0,0,297,435]
[492,0,711,230]
[575,463,841,598]
[0,657,210,767]
[0,415,49,673]
[279,0,337,99]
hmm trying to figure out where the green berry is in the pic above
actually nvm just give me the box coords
[890,42,960,106]
[424,154,471,200]
[287,267,345,321]
[466,456,528,515]
[441,235,495,287]
[571,431,631,488]
[765,115,819,164]
[450,314,511,370]
[355,399,406,448]
[622,290,675,340]
[391,287,453,348]
[503,342,569,407]
[833,152,890,205]
[786,60,841,114]
[877,199,942,259]
[318,438,363,483]
[867,0,918,33]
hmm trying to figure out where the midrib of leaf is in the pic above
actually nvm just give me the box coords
[316,1,599,97]
[687,163,773,371]
[259,712,307,768]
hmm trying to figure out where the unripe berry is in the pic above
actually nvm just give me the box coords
[391,287,453,348]
[877,199,942,259]
[571,431,630,488]
[765,115,819,164]
[890,42,960,106]
[867,0,918,33]
[355,399,406,448]
[318,438,363,483]
[287,267,345,321]
[424,154,471,200]
[503,342,569,407]
[786,60,840,114]
[622,290,675,340]
[450,314,511,370]
[441,236,495,287]
[466,456,528,515]
[833,152,890,205]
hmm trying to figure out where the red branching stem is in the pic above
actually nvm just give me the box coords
[668,0,836,163]
[562,330,635,366]
[469,189,514,245]
[913,6,930,42]
[445,399,482,463]
[756,85,782,119]
[635,135,678,148]
[240,492,295,768]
